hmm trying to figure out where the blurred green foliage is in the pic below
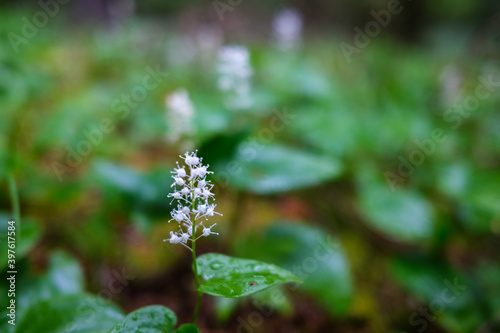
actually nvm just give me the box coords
[0,2,499,332]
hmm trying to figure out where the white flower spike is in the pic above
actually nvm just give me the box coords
[165,89,195,145]
[217,45,253,111]
[165,151,222,251]
[272,8,303,50]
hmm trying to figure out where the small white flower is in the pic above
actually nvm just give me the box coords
[170,205,188,223]
[193,204,207,219]
[202,188,213,199]
[194,188,202,197]
[184,223,197,235]
[171,211,185,223]
[205,204,221,218]
[169,192,182,200]
[180,187,190,196]
[173,165,187,178]
[182,151,201,166]
[164,231,182,244]
[182,206,191,215]
[190,165,211,180]
[201,223,219,237]
[179,232,190,243]
[173,177,185,186]
[197,180,207,188]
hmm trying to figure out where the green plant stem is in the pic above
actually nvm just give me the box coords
[191,181,203,324]
[192,290,202,324]
[7,172,20,235]
[191,227,203,324]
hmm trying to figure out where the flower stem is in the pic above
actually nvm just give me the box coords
[192,290,202,324]
[7,172,20,236]
[191,182,203,324]
[191,226,203,324]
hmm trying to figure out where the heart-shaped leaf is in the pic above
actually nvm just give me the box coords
[228,143,342,194]
[358,184,435,243]
[0,250,86,332]
[14,293,125,333]
[109,305,177,333]
[437,166,500,234]
[287,106,357,158]
[92,161,174,225]
[459,172,500,234]
[92,161,159,201]
[390,257,484,333]
[234,222,353,315]
[197,253,302,298]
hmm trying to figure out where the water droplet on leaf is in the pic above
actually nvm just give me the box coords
[209,260,224,270]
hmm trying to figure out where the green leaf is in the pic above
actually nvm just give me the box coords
[437,166,500,234]
[358,184,435,243]
[390,257,484,333]
[229,143,342,194]
[472,262,500,318]
[0,216,42,271]
[197,253,302,298]
[436,162,470,199]
[44,250,85,294]
[214,286,292,323]
[175,324,201,333]
[214,297,239,323]
[19,250,84,303]
[92,161,174,222]
[198,129,251,169]
[459,172,500,234]
[0,250,85,332]
[193,94,232,138]
[287,106,357,158]
[15,293,125,333]
[16,218,42,258]
[234,223,353,315]
[92,161,158,200]
[251,286,293,316]
[261,53,332,100]
[109,305,177,333]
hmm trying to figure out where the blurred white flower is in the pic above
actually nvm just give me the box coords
[217,45,253,110]
[272,8,303,50]
[164,151,222,250]
[165,89,195,146]
[196,24,224,53]
[439,65,462,107]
